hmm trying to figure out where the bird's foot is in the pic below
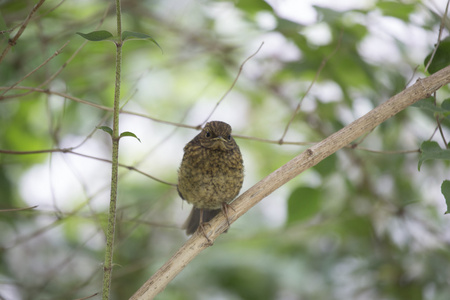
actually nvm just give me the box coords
[221,202,235,228]
[198,222,213,244]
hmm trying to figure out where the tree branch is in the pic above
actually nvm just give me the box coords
[0,0,46,63]
[131,66,450,300]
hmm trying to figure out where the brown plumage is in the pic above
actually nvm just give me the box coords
[177,121,244,237]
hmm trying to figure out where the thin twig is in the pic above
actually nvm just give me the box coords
[233,134,313,146]
[38,3,111,88]
[200,42,264,126]
[0,5,111,101]
[0,41,70,97]
[0,111,421,156]
[279,31,343,143]
[0,0,66,36]
[74,293,100,300]
[0,205,38,212]
[0,86,199,129]
[0,148,176,186]
[436,115,448,147]
[350,146,420,154]
[0,0,46,63]
[0,3,111,101]
[424,0,450,72]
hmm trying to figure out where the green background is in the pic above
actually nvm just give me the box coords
[1,0,450,299]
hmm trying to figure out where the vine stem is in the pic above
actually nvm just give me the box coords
[102,0,123,299]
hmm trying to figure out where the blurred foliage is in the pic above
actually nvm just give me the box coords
[442,180,450,213]
[1,0,450,300]
[424,36,450,74]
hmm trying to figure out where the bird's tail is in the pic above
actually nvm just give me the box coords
[183,207,221,235]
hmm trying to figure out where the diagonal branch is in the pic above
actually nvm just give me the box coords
[130,65,450,300]
[0,0,46,63]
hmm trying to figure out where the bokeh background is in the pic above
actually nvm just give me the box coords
[1,0,450,299]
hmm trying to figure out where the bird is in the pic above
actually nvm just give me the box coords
[177,121,244,239]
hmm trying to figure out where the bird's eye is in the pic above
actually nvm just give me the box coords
[227,135,231,141]
[205,131,211,137]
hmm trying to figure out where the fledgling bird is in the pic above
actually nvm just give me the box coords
[177,121,244,238]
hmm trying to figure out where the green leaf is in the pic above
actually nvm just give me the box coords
[119,131,141,142]
[442,99,450,123]
[412,98,450,121]
[286,187,321,225]
[442,98,450,115]
[442,99,450,110]
[314,6,342,24]
[76,30,114,42]
[313,154,336,176]
[418,141,450,171]
[424,37,450,74]
[411,98,445,113]
[442,180,450,214]
[234,0,274,15]
[122,31,162,52]
[98,126,113,137]
[377,1,416,21]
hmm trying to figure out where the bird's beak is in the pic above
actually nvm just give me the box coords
[214,136,227,143]
[211,136,228,150]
